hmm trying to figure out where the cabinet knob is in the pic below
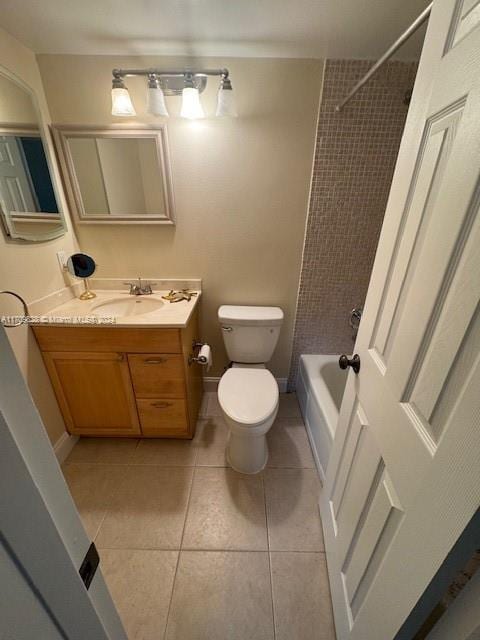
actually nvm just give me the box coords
[117,353,125,362]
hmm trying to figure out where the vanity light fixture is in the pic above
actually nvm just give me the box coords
[147,74,169,117]
[216,75,238,117]
[110,67,236,119]
[180,73,205,119]
[111,76,136,116]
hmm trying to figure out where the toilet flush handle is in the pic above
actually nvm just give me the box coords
[222,326,233,332]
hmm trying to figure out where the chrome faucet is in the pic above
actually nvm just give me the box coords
[124,278,156,296]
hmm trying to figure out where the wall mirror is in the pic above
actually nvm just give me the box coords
[53,126,175,225]
[0,69,66,242]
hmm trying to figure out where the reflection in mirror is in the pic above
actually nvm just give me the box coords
[0,71,66,241]
[53,127,175,225]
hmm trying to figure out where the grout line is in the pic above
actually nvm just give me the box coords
[162,465,196,640]
[96,545,326,554]
[263,471,277,640]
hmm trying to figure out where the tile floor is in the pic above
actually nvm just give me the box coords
[63,392,336,640]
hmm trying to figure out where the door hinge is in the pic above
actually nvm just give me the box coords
[79,542,99,590]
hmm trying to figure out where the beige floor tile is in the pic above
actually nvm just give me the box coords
[270,552,336,640]
[265,468,324,551]
[205,393,223,417]
[194,417,229,467]
[267,418,315,468]
[165,551,274,640]
[63,463,125,540]
[96,466,193,549]
[182,467,268,550]
[66,437,139,464]
[101,549,178,640]
[198,393,210,417]
[133,438,197,466]
[278,393,301,418]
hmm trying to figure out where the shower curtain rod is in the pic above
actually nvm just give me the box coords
[335,2,433,112]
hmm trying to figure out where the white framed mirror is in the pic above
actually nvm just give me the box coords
[53,126,175,225]
[0,67,67,242]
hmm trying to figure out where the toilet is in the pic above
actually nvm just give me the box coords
[217,305,284,474]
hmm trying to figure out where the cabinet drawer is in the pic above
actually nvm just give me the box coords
[33,326,182,353]
[128,354,185,398]
[137,398,189,437]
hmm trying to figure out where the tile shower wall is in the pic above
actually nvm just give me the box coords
[288,59,418,389]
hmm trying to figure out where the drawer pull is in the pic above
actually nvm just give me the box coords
[144,358,167,364]
[151,401,172,409]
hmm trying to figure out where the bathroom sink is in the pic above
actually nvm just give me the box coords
[91,296,164,317]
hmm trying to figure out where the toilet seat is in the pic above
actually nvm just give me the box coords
[218,368,279,426]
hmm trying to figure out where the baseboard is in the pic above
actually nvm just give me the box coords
[54,431,78,464]
[203,377,220,392]
[203,376,288,393]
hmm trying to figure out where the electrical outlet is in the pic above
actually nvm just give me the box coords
[56,250,67,271]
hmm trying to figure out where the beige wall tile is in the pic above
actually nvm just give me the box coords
[101,549,178,640]
[165,551,274,640]
[183,467,267,550]
[270,551,336,640]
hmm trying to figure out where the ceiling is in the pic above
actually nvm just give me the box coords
[0,0,430,59]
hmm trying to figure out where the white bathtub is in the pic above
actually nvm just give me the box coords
[297,355,348,482]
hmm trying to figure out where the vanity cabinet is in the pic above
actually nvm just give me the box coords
[33,310,203,438]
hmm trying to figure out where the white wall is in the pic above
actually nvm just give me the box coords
[0,26,79,444]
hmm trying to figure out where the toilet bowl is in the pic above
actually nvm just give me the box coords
[218,366,279,474]
[217,304,284,474]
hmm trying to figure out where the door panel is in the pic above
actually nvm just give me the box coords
[321,1,480,638]
[0,135,36,213]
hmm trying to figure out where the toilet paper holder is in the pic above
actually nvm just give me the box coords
[188,341,209,366]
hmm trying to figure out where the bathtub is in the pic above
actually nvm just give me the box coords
[296,355,348,482]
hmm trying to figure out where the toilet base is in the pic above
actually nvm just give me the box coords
[227,431,268,475]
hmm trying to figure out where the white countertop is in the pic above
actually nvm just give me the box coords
[36,289,201,328]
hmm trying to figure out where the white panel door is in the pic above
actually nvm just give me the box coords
[0,326,127,639]
[0,135,36,213]
[320,1,480,638]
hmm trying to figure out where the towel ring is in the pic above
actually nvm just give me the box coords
[0,291,29,328]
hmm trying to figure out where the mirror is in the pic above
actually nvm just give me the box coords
[53,127,175,225]
[0,69,66,241]
[66,253,97,300]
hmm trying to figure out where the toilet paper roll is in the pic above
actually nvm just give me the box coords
[198,344,212,371]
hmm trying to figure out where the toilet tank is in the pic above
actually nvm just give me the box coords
[218,305,284,363]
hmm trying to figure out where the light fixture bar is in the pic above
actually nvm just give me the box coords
[113,68,229,79]
[112,68,229,96]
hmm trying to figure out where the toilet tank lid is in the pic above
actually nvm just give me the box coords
[218,305,284,326]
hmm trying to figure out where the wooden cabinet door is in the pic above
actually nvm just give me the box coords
[43,352,140,436]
